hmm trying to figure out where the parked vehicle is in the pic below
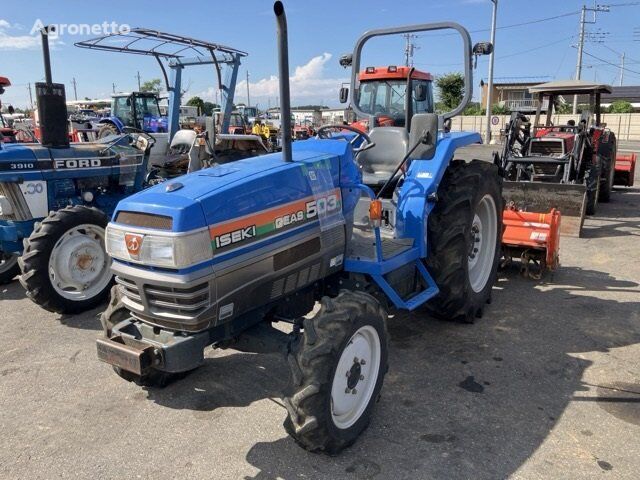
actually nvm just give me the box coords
[500,81,619,237]
[97,2,498,454]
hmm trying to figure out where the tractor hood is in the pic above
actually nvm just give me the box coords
[111,139,359,233]
[0,143,52,174]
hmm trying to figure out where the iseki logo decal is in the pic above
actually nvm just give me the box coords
[214,226,256,249]
[210,190,341,252]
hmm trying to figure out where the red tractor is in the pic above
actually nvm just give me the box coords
[501,80,618,237]
[340,65,434,132]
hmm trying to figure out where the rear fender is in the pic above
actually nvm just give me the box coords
[395,131,482,257]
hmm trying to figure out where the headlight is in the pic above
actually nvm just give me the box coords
[106,224,213,269]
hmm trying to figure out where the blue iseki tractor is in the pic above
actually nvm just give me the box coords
[97,2,501,454]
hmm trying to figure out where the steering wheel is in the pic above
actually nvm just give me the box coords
[122,126,156,150]
[316,124,374,157]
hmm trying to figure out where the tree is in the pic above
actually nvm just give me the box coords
[435,73,465,113]
[608,100,632,114]
[202,102,218,116]
[140,78,162,94]
[464,102,485,116]
[555,102,572,114]
[186,96,205,114]
[491,103,511,115]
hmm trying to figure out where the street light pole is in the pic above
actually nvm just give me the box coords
[484,0,498,144]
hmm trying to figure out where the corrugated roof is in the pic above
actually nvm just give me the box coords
[602,86,640,102]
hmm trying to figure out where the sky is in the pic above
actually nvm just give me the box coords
[1,0,640,109]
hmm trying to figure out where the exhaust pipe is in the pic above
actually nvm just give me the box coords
[274,1,292,162]
[36,25,70,148]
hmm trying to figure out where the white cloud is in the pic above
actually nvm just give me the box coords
[199,53,347,104]
[0,19,61,50]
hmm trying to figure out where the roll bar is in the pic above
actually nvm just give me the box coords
[349,22,474,124]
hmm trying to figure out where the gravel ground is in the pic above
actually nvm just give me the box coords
[1,162,639,480]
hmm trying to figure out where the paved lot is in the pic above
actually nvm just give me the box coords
[1,168,639,479]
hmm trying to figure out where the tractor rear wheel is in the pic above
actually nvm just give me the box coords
[97,123,120,139]
[101,284,191,388]
[18,205,113,314]
[0,252,19,284]
[424,160,503,323]
[284,290,388,454]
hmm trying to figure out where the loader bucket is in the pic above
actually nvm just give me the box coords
[503,181,586,237]
[614,153,637,187]
[502,208,561,278]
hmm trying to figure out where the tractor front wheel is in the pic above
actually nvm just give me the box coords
[18,206,113,314]
[585,159,601,215]
[0,252,19,284]
[284,290,388,454]
[424,159,503,323]
[97,123,120,139]
[598,154,614,203]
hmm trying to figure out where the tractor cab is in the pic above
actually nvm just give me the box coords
[110,92,168,133]
[343,65,434,132]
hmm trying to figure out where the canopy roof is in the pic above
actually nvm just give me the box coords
[529,80,612,95]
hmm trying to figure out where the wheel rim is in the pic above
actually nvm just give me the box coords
[330,325,381,430]
[0,252,18,274]
[468,194,497,293]
[48,224,111,301]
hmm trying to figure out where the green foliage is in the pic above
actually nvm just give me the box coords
[463,103,485,116]
[140,78,162,94]
[435,73,465,113]
[202,102,218,116]
[186,96,205,113]
[491,103,511,115]
[608,100,633,114]
[555,102,572,114]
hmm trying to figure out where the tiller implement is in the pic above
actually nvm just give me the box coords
[502,206,561,279]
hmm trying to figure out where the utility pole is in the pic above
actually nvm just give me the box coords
[573,3,610,113]
[112,83,116,94]
[71,77,78,101]
[27,83,34,110]
[403,34,419,67]
[136,71,142,90]
[484,0,498,144]
[246,70,251,107]
[619,52,625,86]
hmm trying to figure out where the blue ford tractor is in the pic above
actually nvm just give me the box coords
[97,2,500,454]
[0,27,251,314]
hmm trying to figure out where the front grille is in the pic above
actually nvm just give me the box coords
[533,163,561,176]
[115,211,173,230]
[0,182,32,221]
[115,276,210,322]
[530,140,564,157]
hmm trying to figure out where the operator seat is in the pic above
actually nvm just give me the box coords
[151,129,198,172]
[357,127,409,186]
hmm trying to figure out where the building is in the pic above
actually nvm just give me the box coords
[480,81,548,112]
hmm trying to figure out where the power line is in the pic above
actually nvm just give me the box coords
[582,49,640,75]
[415,9,580,38]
